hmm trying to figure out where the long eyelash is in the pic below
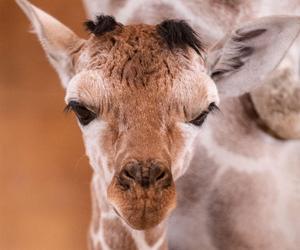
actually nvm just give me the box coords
[63,101,83,113]
[208,102,220,113]
[64,103,73,113]
[189,102,221,126]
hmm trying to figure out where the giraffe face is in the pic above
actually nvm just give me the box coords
[18,0,300,233]
[65,24,219,229]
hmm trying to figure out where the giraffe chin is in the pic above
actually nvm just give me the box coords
[118,201,176,230]
[107,179,177,230]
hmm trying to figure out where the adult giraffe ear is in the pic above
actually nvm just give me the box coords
[16,0,85,88]
[207,16,300,97]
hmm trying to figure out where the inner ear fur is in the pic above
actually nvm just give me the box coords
[16,0,85,88]
[207,16,300,98]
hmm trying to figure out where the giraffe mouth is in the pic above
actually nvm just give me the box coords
[107,172,177,230]
[108,190,177,230]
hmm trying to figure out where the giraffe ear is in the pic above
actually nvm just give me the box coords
[207,16,300,97]
[16,0,84,88]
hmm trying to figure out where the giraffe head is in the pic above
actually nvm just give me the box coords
[17,0,300,230]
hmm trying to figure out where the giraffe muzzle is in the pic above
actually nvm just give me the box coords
[107,160,176,230]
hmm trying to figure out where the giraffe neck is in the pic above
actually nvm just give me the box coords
[89,174,168,250]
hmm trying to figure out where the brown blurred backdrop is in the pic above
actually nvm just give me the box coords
[0,1,93,250]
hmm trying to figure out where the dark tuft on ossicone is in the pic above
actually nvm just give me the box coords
[84,15,120,36]
[157,19,205,56]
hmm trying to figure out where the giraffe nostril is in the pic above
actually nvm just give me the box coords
[117,170,133,191]
[156,171,166,181]
[117,164,140,190]
[150,164,170,183]
[117,161,172,189]
[150,164,172,188]
[123,169,135,180]
[121,163,140,181]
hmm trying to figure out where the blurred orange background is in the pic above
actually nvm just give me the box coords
[0,1,92,250]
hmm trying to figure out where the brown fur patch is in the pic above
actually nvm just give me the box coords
[175,145,219,208]
[103,218,137,250]
[251,68,300,139]
[144,226,165,246]
[208,168,287,250]
[210,97,268,158]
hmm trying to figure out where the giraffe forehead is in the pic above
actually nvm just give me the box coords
[75,23,206,85]
[66,24,218,112]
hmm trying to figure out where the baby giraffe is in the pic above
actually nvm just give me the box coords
[17,0,300,249]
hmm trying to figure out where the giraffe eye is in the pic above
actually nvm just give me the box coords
[189,102,219,127]
[189,111,209,126]
[65,101,97,126]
